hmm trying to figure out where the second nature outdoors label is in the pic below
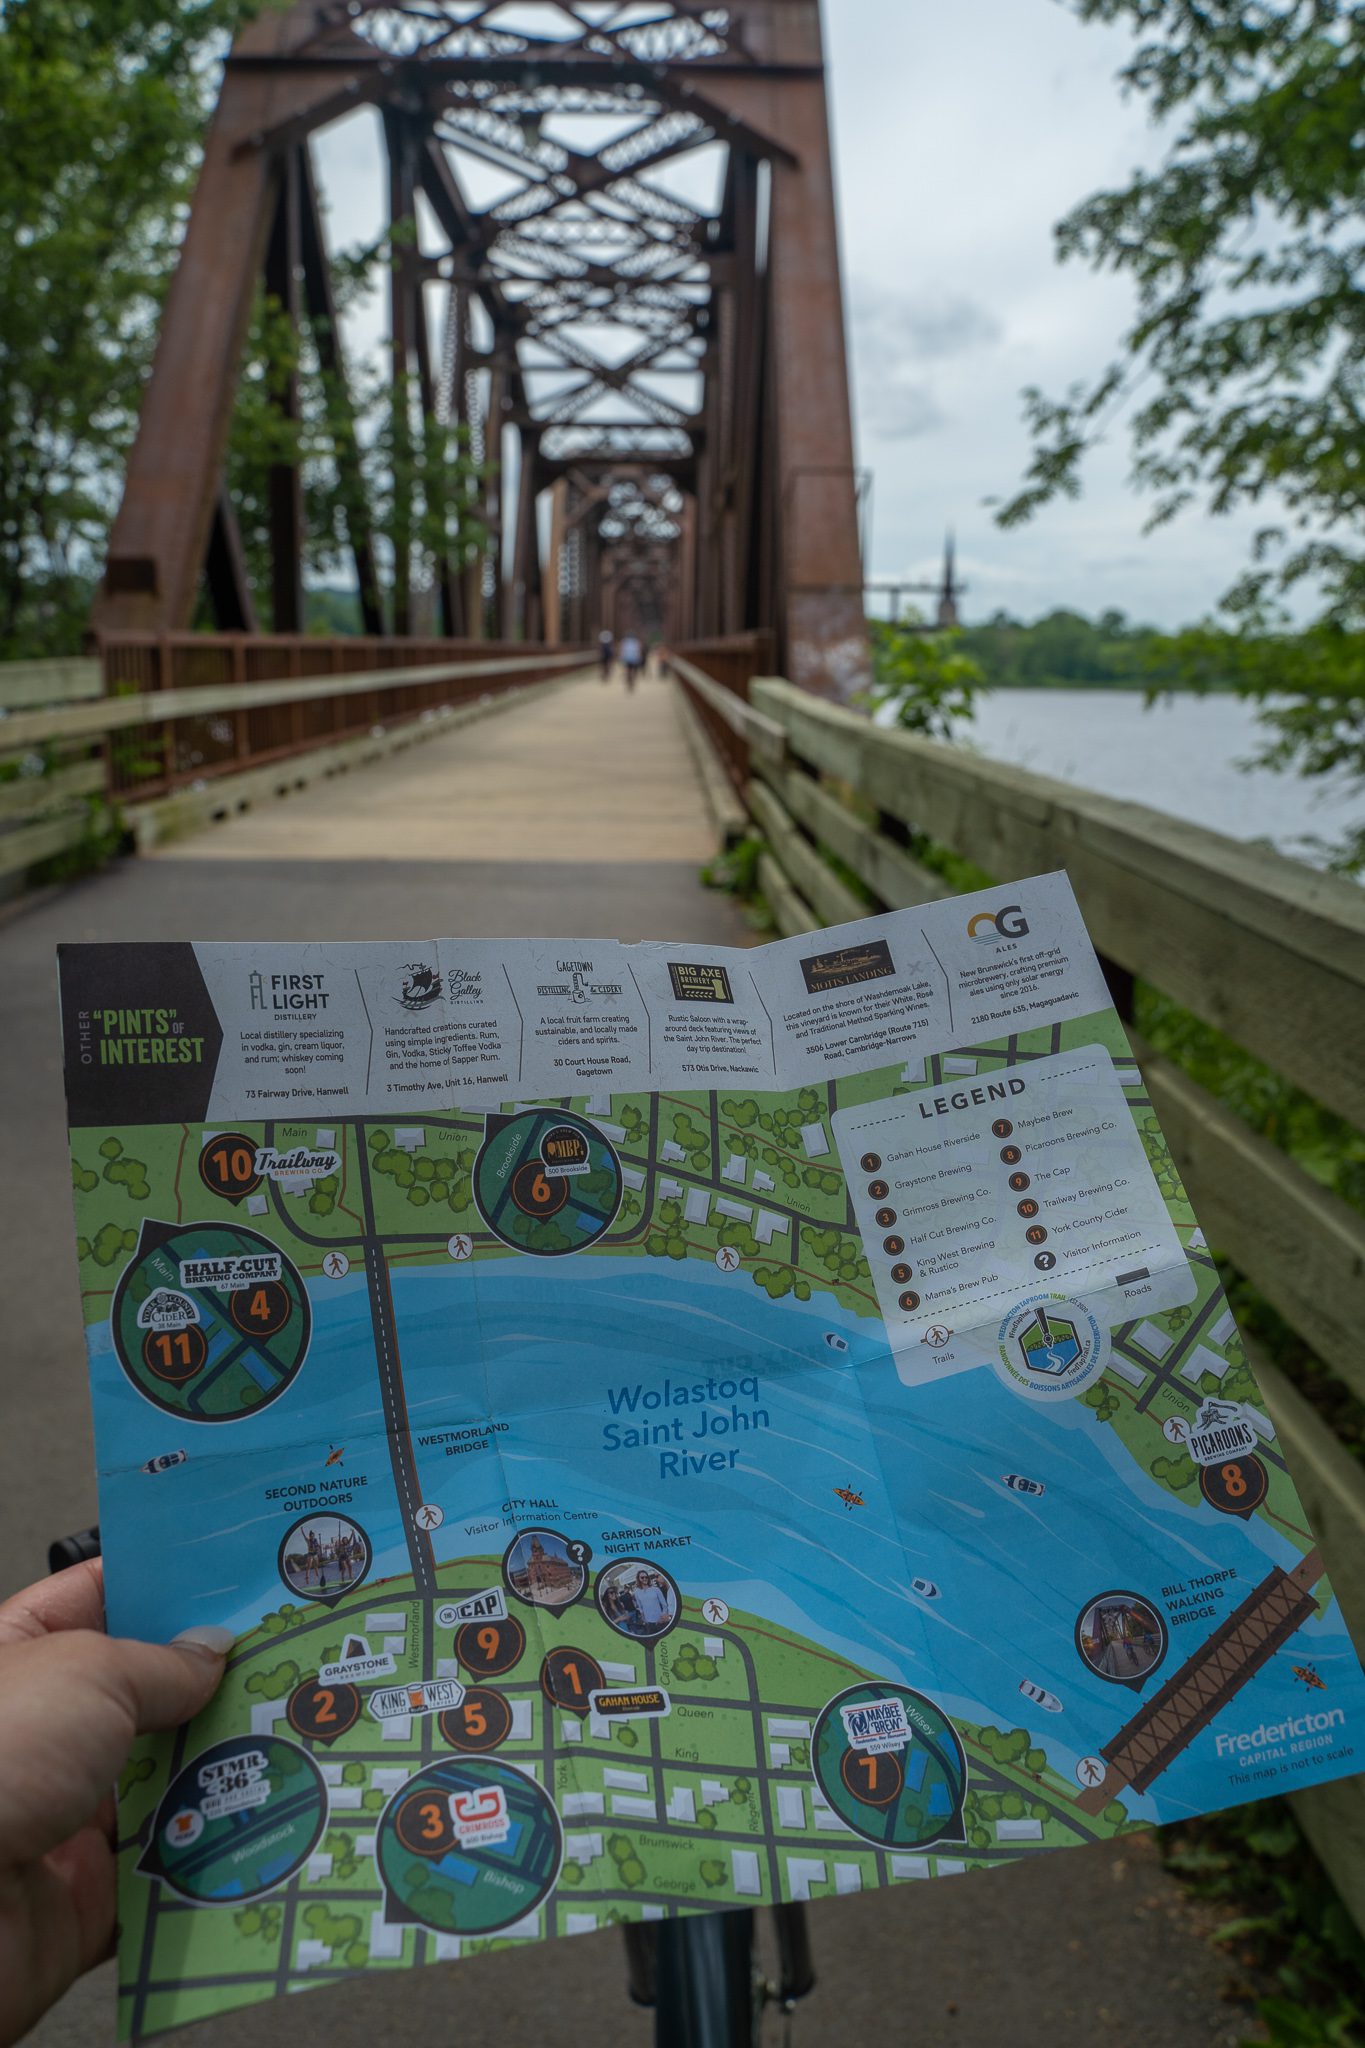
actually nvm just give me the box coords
[57,871,1364,2042]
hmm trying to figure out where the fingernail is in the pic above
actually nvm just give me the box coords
[171,1625,235,1658]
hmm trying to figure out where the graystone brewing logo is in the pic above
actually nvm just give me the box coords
[397,963,443,1012]
[536,959,624,1005]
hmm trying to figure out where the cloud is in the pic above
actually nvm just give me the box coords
[849,286,1001,440]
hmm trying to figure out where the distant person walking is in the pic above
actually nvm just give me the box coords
[597,628,614,680]
[620,633,643,691]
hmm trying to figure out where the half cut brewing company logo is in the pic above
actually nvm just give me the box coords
[799,939,894,994]
[667,962,734,1004]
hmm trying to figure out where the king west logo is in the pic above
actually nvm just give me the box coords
[799,940,894,995]
[668,962,734,1004]
[966,905,1030,946]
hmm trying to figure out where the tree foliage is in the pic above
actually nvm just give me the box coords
[998,0,1365,861]
[863,613,983,740]
[0,0,254,657]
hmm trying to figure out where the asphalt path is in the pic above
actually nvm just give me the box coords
[1,672,1255,2047]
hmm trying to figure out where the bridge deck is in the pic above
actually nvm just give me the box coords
[2,669,1251,2048]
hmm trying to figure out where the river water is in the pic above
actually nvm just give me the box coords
[963,689,1363,866]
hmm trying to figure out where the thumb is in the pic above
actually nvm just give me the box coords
[105,1626,236,1737]
[0,1627,232,1867]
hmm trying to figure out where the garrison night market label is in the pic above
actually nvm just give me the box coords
[56,875,1365,2041]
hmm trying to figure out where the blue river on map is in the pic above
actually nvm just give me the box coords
[88,1255,1365,1825]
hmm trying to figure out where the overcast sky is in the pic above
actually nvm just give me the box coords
[825,0,1257,628]
[312,1,1257,630]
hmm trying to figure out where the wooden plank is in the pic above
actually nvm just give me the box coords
[669,653,788,765]
[1135,1039,1365,1405]
[0,760,104,822]
[1254,1350,1365,1933]
[670,678,749,844]
[748,778,867,931]
[757,851,815,940]
[757,756,955,911]
[0,657,101,710]
[751,677,1365,1133]
[0,808,101,880]
[127,672,581,852]
[0,652,591,753]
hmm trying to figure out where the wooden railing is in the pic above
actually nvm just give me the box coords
[670,654,1365,1927]
[0,638,588,888]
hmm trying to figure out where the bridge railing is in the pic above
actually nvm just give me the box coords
[671,654,1365,1925]
[0,637,588,888]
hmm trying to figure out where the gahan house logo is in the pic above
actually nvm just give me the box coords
[966,904,1030,946]
[536,959,624,1005]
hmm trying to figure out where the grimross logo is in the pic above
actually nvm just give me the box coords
[966,905,1030,946]
[667,962,734,1004]
[799,939,894,994]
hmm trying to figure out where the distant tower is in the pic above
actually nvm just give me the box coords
[935,531,962,630]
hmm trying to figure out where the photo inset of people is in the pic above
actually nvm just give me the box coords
[1077,1592,1166,1682]
[596,1559,679,1642]
[279,1515,370,1599]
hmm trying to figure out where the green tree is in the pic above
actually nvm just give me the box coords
[861,613,982,739]
[0,0,255,655]
[999,0,1365,867]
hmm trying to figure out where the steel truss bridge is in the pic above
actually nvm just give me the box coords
[94,0,868,699]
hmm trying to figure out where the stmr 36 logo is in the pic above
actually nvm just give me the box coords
[966,904,1030,946]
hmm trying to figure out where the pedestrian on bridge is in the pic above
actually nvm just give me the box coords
[597,627,614,680]
[620,633,644,691]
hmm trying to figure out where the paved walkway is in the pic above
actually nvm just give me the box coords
[0,669,1255,2048]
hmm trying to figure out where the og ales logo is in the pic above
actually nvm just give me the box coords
[799,939,894,994]
[967,904,1030,946]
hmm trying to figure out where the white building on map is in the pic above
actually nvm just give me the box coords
[722,1153,747,1184]
[684,1186,710,1226]
[732,1850,762,1896]
[622,1166,645,1191]
[834,1864,862,1894]
[753,1169,775,1193]
[799,1121,830,1159]
[785,1857,826,1901]
[996,1817,1043,1842]
[754,1211,789,1246]
[667,1787,695,1824]
[368,1915,404,1960]
[1132,1321,1173,1359]
[1179,1344,1231,1386]
[660,1178,683,1198]
[393,1128,424,1153]
[662,1140,685,1163]
[776,1786,806,1829]
[715,1198,752,1223]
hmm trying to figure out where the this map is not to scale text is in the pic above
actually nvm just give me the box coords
[58,875,1365,2039]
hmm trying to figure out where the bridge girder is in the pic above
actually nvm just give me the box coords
[94,0,867,697]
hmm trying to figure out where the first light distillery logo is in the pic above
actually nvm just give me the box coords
[83,1007,207,1070]
[249,970,329,1012]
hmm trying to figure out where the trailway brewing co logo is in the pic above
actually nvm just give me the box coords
[994,1294,1110,1403]
[799,939,894,994]
[667,962,733,1004]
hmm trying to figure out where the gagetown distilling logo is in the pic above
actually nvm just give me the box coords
[536,959,624,1005]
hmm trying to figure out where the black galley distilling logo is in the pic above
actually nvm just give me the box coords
[536,959,624,1005]
[667,962,734,1004]
[799,939,894,995]
[396,962,444,1013]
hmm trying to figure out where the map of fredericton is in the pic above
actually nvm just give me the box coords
[58,874,1365,2040]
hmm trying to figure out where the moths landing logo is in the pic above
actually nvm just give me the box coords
[667,962,734,1004]
[536,959,624,1005]
[799,940,894,995]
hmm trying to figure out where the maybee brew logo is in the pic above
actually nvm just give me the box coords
[966,904,1030,946]
[667,962,734,1004]
[799,939,894,994]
